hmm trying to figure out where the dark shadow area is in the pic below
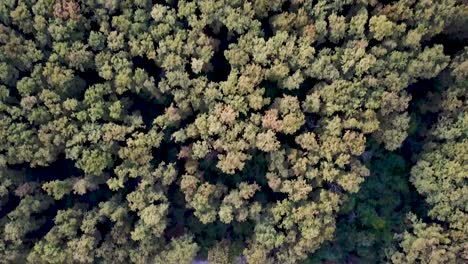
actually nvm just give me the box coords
[132,56,163,82]
[406,78,437,100]
[0,194,21,219]
[8,155,83,183]
[165,183,189,239]
[422,33,468,56]
[151,132,180,164]
[289,77,318,101]
[260,16,274,39]
[76,68,106,88]
[262,80,282,101]
[95,218,115,247]
[403,78,443,161]
[126,91,170,127]
[204,25,233,82]
[304,113,321,130]
[120,177,140,197]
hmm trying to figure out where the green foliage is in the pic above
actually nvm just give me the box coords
[306,142,427,263]
[391,49,468,264]
[0,0,466,263]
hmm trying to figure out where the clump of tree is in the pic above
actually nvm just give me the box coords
[307,145,426,263]
[391,49,468,264]
[0,0,466,263]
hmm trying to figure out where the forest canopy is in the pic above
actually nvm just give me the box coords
[0,0,467,263]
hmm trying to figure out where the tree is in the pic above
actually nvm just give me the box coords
[0,0,466,263]
[392,49,468,264]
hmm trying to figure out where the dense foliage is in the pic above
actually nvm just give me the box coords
[0,0,466,263]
